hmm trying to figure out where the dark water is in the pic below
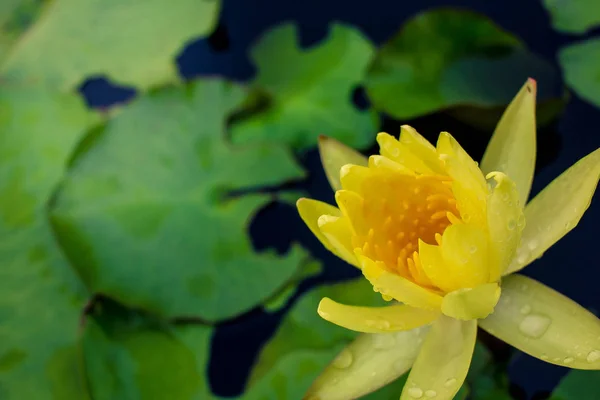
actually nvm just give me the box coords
[80,0,600,398]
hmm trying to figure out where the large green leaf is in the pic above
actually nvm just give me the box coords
[0,83,97,399]
[244,278,386,399]
[83,300,215,400]
[51,79,308,322]
[1,0,220,90]
[559,38,600,108]
[0,0,44,63]
[542,0,600,34]
[550,370,600,400]
[365,8,560,119]
[230,23,378,151]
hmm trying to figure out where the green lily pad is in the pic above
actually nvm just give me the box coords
[1,0,220,90]
[559,38,600,109]
[244,278,386,398]
[83,300,215,400]
[542,0,600,34]
[51,79,308,322]
[550,370,600,400]
[230,23,378,151]
[365,8,561,119]
[0,83,98,399]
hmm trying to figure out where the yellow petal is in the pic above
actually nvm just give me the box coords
[376,132,436,174]
[297,198,358,268]
[317,297,440,333]
[481,79,537,206]
[437,132,488,228]
[478,274,600,369]
[339,164,372,193]
[319,135,368,192]
[305,328,429,400]
[442,283,501,320]
[418,239,459,293]
[505,148,600,275]
[334,190,366,235]
[400,316,477,400]
[439,224,489,290]
[317,215,356,266]
[398,125,445,174]
[358,252,443,310]
[486,172,525,280]
[368,155,416,175]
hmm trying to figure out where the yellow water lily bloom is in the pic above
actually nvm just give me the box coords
[297,79,600,400]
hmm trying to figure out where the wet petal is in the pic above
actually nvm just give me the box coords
[377,132,436,174]
[486,172,524,280]
[319,135,367,191]
[358,252,443,310]
[437,132,488,228]
[478,274,600,369]
[317,297,440,333]
[481,79,537,206]
[506,148,600,275]
[418,239,459,293]
[442,283,501,320]
[334,190,367,235]
[318,215,357,266]
[400,316,477,400]
[339,164,372,193]
[305,327,429,400]
[440,224,489,290]
[297,198,358,268]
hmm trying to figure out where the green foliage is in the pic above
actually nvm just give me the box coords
[366,9,560,120]
[230,23,378,151]
[0,83,97,399]
[51,80,308,321]
[550,370,600,400]
[542,0,600,34]
[1,0,221,90]
[560,39,600,109]
[83,301,214,400]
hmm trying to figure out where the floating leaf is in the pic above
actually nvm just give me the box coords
[83,300,215,400]
[0,83,97,399]
[51,79,308,322]
[541,0,600,34]
[1,0,221,90]
[559,38,600,108]
[244,278,385,398]
[550,370,600,400]
[366,9,561,120]
[230,23,378,151]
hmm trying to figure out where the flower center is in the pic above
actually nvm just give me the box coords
[348,172,459,289]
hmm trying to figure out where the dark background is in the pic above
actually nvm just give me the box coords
[81,1,600,398]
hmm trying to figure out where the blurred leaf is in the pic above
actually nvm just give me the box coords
[0,83,98,399]
[559,38,600,109]
[230,23,378,151]
[541,0,600,34]
[366,8,562,120]
[0,0,44,63]
[51,79,308,322]
[550,370,600,400]
[262,259,322,313]
[244,278,386,398]
[83,300,215,400]
[1,0,221,90]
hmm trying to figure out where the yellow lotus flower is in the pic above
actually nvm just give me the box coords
[297,79,600,400]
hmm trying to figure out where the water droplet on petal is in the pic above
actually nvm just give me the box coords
[408,387,423,398]
[372,333,396,349]
[366,319,392,331]
[520,305,531,315]
[332,349,353,369]
[587,350,600,363]
[563,357,574,364]
[527,239,538,251]
[541,354,549,360]
[507,219,516,230]
[519,314,551,338]
[425,390,437,398]
[469,245,477,254]
[444,378,457,388]
[517,252,528,265]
